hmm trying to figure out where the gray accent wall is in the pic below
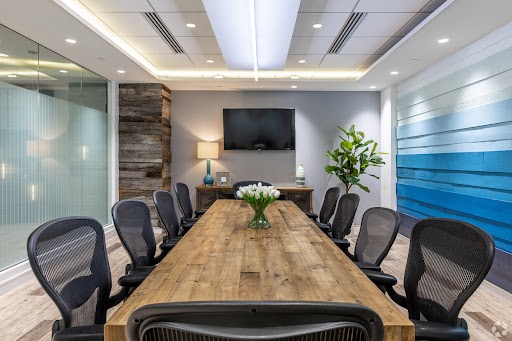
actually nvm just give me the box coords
[171,91,381,224]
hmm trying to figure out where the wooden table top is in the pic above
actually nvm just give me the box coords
[196,185,313,191]
[105,200,414,341]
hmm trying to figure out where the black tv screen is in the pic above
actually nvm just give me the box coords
[223,108,295,150]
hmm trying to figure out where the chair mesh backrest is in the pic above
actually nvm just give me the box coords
[404,218,495,324]
[27,217,111,327]
[112,200,156,268]
[232,180,273,198]
[174,183,194,219]
[126,301,384,341]
[331,193,360,239]
[354,208,400,266]
[153,190,180,239]
[318,187,341,224]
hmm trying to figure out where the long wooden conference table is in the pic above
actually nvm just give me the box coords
[105,200,414,340]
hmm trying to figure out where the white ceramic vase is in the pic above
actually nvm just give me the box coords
[296,164,305,187]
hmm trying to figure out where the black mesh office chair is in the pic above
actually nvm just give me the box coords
[27,217,128,340]
[112,200,165,288]
[319,193,359,244]
[153,190,190,251]
[232,180,273,198]
[305,187,340,228]
[126,301,384,341]
[174,182,206,232]
[364,218,495,341]
[337,207,400,272]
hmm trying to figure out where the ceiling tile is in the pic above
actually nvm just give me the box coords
[188,54,226,68]
[339,36,391,54]
[148,0,206,12]
[158,13,214,37]
[174,37,221,54]
[79,0,153,13]
[355,0,431,12]
[293,13,350,37]
[123,36,176,53]
[299,0,358,13]
[95,13,157,37]
[144,53,194,67]
[289,37,334,55]
[285,55,324,68]
[352,13,416,37]
[318,55,371,68]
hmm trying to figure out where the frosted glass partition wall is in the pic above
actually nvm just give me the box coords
[0,24,111,270]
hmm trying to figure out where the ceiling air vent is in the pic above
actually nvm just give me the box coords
[143,12,185,54]
[328,12,367,54]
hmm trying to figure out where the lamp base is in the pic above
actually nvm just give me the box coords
[203,174,214,186]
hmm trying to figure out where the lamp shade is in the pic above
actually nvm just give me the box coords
[197,142,219,159]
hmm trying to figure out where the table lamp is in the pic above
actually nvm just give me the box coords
[197,141,219,186]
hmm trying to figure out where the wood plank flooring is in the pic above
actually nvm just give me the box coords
[0,224,510,341]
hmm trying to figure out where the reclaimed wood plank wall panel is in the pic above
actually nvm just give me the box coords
[118,83,171,225]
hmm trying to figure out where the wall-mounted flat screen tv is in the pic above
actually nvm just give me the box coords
[223,108,295,150]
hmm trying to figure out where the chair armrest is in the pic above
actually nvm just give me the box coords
[315,222,331,235]
[118,267,153,288]
[361,269,397,287]
[305,212,318,220]
[160,238,180,251]
[331,238,350,249]
[413,320,470,341]
[354,262,381,272]
[108,287,129,308]
[182,221,195,230]
[184,217,199,223]
[194,209,207,217]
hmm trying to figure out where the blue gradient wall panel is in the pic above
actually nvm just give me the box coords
[396,44,512,254]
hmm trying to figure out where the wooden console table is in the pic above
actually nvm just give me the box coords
[196,185,314,212]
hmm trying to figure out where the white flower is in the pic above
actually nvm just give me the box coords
[236,190,243,199]
[263,191,268,198]
[273,190,280,198]
[255,193,260,199]
[249,191,255,197]
[258,182,262,188]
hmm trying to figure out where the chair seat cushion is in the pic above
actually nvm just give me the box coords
[354,262,381,272]
[413,320,470,341]
[53,324,104,341]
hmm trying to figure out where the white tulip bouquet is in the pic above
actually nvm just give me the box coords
[236,182,280,228]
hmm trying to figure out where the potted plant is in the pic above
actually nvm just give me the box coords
[325,125,386,193]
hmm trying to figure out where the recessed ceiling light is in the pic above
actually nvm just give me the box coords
[206,59,214,63]
[59,70,68,73]
[438,38,449,44]
[298,59,306,63]
[312,23,323,29]
[369,86,376,89]
[65,38,77,44]
[214,74,224,79]
[0,53,9,57]
[291,85,297,89]
[117,70,126,74]
[8,74,17,78]
[390,71,399,75]
[290,75,299,79]
[186,23,196,28]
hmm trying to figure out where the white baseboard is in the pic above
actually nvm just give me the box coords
[0,224,116,296]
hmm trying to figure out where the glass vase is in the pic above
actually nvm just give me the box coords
[248,203,271,229]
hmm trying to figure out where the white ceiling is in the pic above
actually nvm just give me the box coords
[1,0,512,91]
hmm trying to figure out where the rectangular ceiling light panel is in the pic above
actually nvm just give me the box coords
[202,0,300,71]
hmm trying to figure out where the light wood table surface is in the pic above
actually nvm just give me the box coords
[105,200,414,341]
